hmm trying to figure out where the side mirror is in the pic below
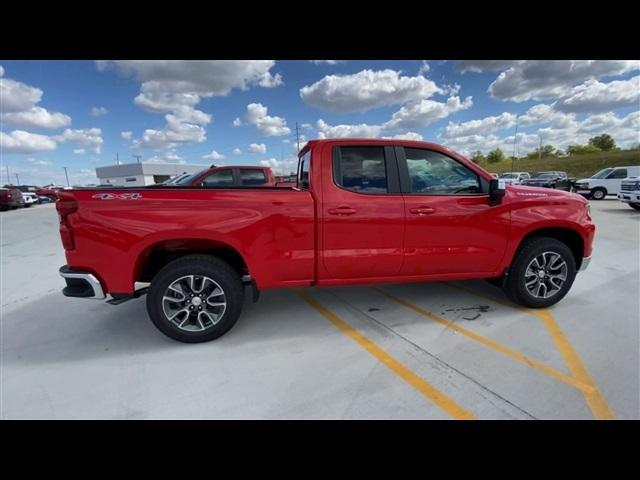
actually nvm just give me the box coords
[489,178,506,206]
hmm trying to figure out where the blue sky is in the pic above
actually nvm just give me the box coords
[1,60,638,186]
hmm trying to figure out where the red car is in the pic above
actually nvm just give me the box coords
[57,139,595,343]
[0,187,26,210]
[171,165,277,187]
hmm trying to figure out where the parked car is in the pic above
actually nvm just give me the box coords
[499,172,530,185]
[38,195,55,204]
[617,177,640,210]
[12,185,39,207]
[167,165,277,187]
[0,187,26,210]
[57,139,595,343]
[36,186,61,200]
[574,166,640,200]
[521,171,575,191]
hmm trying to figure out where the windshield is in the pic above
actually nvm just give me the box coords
[591,168,614,179]
[531,172,556,179]
[499,173,517,179]
[175,169,208,185]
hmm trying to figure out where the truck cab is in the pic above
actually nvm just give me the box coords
[575,166,640,200]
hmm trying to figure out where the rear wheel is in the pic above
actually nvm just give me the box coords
[629,203,640,211]
[146,254,244,343]
[590,187,607,200]
[503,237,576,308]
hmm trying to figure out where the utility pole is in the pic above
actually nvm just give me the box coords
[132,154,142,164]
[538,135,543,162]
[116,152,120,165]
[15,174,20,185]
[5,164,9,184]
[295,122,301,153]
[63,167,70,187]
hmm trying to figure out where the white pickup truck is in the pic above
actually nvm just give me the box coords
[617,177,640,210]
[574,166,640,200]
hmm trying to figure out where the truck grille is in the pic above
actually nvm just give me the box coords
[620,184,636,192]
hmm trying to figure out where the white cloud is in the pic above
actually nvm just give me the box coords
[554,75,640,113]
[259,157,299,175]
[418,61,430,75]
[300,69,443,113]
[25,157,53,166]
[488,60,639,102]
[233,117,242,127]
[316,119,383,138]
[0,74,71,129]
[386,132,424,141]
[0,130,57,153]
[121,131,132,140]
[310,60,342,65]
[442,112,518,138]
[90,106,108,116]
[384,96,473,130]
[232,148,242,155]
[245,103,290,136]
[202,149,224,160]
[73,148,85,154]
[248,143,267,154]
[98,61,283,150]
[145,150,185,164]
[455,60,518,73]
[55,128,103,154]
[1,107,71,129]
[0,65,4,77]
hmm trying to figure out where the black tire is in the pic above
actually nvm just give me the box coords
[590,187,607,200]
[146,254,244,343]
[629,203,640,211]
[503,237,577,308]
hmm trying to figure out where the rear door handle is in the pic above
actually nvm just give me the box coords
[328,206,356,216]
[409,206,435,215]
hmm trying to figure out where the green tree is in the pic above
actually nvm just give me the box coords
[526,144,556,159]
[486,148,506,163]
[470,150,486,163]
[567,144,601,155]
[588,134,616,151]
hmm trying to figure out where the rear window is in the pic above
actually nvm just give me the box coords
[334,146,388,193]
[202,170,234,187]
[239,169,267,185]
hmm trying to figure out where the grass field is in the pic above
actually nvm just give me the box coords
[478,149,640,179]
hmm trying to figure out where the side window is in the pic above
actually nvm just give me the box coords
[404,148,481,194]
[298,151,311,189]
[239,169,267,185]
[334,146,387,193]
[202,170,234,187]
[607,169,627,179]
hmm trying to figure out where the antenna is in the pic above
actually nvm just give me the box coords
[511,116,519,174]
[132,154,142,164]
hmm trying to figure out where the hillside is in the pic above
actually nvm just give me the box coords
[477,149,640,179]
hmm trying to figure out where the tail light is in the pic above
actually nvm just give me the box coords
[56,192,78,250]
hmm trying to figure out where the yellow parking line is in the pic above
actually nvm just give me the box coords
[372,287,595,394]
[295,290,476,420]
[444,282,615,419]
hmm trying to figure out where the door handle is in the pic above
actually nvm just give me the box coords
[328,206,356,216]
[409,206,435,215]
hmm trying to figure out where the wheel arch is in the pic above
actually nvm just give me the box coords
[516,226,585,270]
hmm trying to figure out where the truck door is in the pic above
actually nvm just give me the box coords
[397,146,509,275]
[604,168,628,194]
[321,145,405,279]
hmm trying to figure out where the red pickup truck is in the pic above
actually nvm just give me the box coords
[57,139,594,343]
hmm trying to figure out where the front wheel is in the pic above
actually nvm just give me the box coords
[146,254,244,343]
[503,237,577,308]
[590,188,607,200]
[629,203,640,211]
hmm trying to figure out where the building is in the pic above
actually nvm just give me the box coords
[95,163,207,187]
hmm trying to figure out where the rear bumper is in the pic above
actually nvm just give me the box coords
[59,265,106,299]
[578,256,591,272]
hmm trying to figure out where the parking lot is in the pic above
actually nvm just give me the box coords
[1,200,638,419]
